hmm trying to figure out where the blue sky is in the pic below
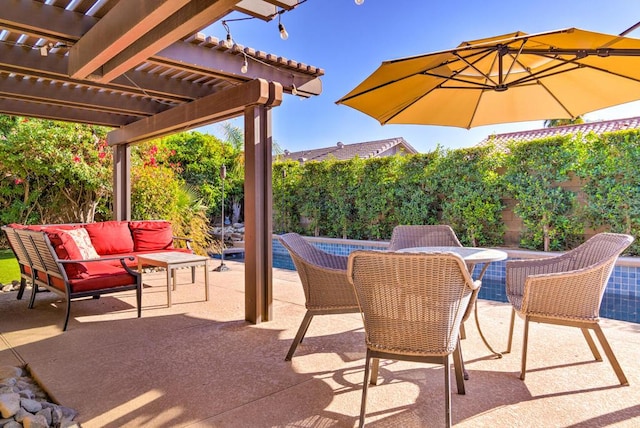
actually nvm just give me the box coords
[200,0,640,153]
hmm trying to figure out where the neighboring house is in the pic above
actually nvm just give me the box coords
[477,116,640,151]
[278,137,418,163]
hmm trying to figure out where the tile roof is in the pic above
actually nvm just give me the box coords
[278,137,418,163]
[477,116,640,150]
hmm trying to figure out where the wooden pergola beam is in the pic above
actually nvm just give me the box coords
[0,0,96,41]
[69,0,191,79]
[93,0,241,83]
[107,78,278,145]
[0,97,137,126]
[0,74,162,116]
[0,45,211,103]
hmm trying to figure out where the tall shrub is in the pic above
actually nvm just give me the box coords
[577,130,640,255]
[296,161,330,236]
[272,161,304,234]
[353,156,401,239]
[131,142,210,254]
[160,131,243,223]
[428,145,504,246]
[389,153,440,227]
[0,116,112,224]
[323,158,362,239]
[503,136,583,251]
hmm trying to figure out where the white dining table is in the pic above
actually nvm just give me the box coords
[397,246,508,359]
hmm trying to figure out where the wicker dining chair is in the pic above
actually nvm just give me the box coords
[279,233,361,361]
[505,232,634,385]
[387,224,462,251]
[348,250,480,428]
[388,224,477,371]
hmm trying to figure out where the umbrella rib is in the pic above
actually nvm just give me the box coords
[503,40,527,84]
[379,85,443,125]
[452,50,500,86]
[337,48,499,103]
[423,72,495,90]
[511,52,640,87]
[336,74,417,103]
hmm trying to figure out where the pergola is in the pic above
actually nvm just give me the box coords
[0,0,324,324]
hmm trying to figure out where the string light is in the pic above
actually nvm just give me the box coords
[278,12,289,40]
[222,21,233,48]
[355,0,364,4]
[291,84,298,95]
[241,54,248,74]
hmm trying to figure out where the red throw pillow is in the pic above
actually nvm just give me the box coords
[43,228,87,278]
[84,221,134,255]
[129,221,175,251]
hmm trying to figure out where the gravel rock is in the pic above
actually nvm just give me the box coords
[0,392,21,418]
[21,413,49,428]
[0,365,77,427]
[21,398,42,413]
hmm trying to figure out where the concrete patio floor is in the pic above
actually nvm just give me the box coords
[1,260,639,427]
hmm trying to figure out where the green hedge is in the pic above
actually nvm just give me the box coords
[274,129,640,256]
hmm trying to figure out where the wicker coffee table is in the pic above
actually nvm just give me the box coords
[137,252,210,307]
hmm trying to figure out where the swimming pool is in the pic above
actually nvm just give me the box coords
[272,236,640,324]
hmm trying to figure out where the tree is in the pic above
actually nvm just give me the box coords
[0,116,112,224]
[543,117,584,127]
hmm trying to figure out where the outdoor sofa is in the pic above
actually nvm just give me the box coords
[2,220,192,330]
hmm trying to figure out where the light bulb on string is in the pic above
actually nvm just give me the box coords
[355,0,364,4]
[291,84,298,95]
[241,56,248,74]
[278,12,289,40]
[279,23,289,40]
[222,21,233,48]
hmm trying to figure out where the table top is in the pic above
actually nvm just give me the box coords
[137,252,209,264]
[396,246,508,263]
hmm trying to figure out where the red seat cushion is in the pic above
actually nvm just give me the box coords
[51,261,138,293]
[128,221,175,251]
[84,221,134,255]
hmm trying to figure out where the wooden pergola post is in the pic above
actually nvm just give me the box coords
[243,101,274,323]
[112,144,131,221]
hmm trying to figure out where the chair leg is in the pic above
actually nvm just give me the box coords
[369,358,380,385]
[506,307,516,354]
[359,350,371,428]
[17,278,26,300]
[520,317,530,380]
[285,311,314,361]
[459,322,466,340]
[28,284,38,309]
[444,353,452,428]
[136,285,142,319]
[453,341,466,394]
[592,324,629,386]
[581,328,602,361]
[62,298,71,331]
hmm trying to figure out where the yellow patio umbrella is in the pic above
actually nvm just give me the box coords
[336,28,640,129]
